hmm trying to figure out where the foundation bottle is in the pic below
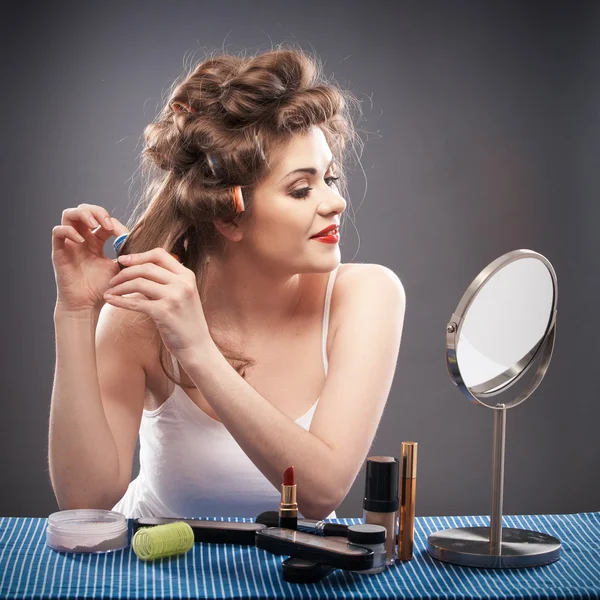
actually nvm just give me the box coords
[362,456,400,565]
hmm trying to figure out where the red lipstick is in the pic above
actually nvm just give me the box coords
[278,466,298,530]
[311,233,339,244]
[310,224,340,244]
[311,224,338,238]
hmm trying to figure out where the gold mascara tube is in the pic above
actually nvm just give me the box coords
[397,442,417,561]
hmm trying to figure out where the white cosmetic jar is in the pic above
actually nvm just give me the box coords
[46,509,129,554]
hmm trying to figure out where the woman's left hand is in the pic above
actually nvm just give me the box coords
[103,248,211,359]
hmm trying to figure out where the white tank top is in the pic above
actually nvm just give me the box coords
[112,265,340,519]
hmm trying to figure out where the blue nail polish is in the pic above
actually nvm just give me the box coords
[113,234,128,255]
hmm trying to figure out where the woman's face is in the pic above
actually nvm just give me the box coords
[236,126,346,273]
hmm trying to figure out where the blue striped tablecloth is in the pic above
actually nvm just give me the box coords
[1,512,599,599]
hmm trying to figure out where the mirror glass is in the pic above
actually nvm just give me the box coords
[456,258,554,393]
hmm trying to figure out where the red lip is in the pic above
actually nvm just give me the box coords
[311,224,339,238]
[312,233,339,244]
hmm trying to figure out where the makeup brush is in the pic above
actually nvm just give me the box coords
[255,511,349,537]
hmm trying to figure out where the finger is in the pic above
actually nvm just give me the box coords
[117,248,183,271]
[76,206,117,244]
[91,215,130,244]
[104,278,164,301]
[88,216,130,249]
[60,210,126,256]
[59,212,105,251]
[75,203,115,232]
[62,206,102,230]
[90,222,116,244]
[52,225,86,251]
[103,291,155,316]
[109,264,172,287]
[108,217,130,238]
[61,206,116,244]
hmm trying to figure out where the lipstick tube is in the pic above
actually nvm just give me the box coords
[279,466,298,530]
[397,442,418,561]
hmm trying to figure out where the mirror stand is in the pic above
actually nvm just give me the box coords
[427,402,561,568]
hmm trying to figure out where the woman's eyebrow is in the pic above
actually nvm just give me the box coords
[278,158,335,184]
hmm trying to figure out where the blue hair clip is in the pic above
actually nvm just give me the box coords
[113,233,128,255]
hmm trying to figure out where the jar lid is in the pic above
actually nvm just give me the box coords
[347,524,386,545]
[46,509,128,553]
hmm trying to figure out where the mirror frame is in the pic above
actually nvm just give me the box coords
[446,249,558,410]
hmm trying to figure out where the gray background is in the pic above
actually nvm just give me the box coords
[1,0,598,518]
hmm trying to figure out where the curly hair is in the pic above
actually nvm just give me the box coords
[118,45,363,386]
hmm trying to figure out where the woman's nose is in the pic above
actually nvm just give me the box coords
[329,192,346,214]
[323,185,346,211]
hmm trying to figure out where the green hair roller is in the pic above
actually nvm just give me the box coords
[132,521,194,561]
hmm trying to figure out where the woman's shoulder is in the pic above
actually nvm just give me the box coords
[336,262,404,291]
[331,262,405,323]
[97,299,161,371]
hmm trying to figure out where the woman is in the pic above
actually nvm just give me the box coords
[49,47,406,520]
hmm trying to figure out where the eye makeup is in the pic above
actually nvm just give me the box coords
[289,175,340,200]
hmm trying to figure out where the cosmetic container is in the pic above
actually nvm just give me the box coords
[255,527,374,571]
[363,456,400,565]
[46,509,128,554]
[348,524,387,574]
[282,558,336,583]
[398,441,418,561]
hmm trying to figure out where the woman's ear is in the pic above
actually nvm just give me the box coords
[214,218,244,242]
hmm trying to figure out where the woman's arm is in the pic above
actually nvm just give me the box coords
[49,306,121,510]
[178,265,406,519]
[49,303,148,510]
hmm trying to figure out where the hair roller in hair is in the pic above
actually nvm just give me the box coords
[113,234,128,255]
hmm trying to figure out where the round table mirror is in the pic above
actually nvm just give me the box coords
[427,249,561,568]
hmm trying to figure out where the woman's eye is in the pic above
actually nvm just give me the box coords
[290,176,340,200]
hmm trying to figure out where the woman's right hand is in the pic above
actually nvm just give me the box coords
[52,203,130,313]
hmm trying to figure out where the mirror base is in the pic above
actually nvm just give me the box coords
[426,526,561,568]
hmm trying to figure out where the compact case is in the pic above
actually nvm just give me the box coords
[281,558,336,583]
[255,527,374,571]
[133,517,266,545]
